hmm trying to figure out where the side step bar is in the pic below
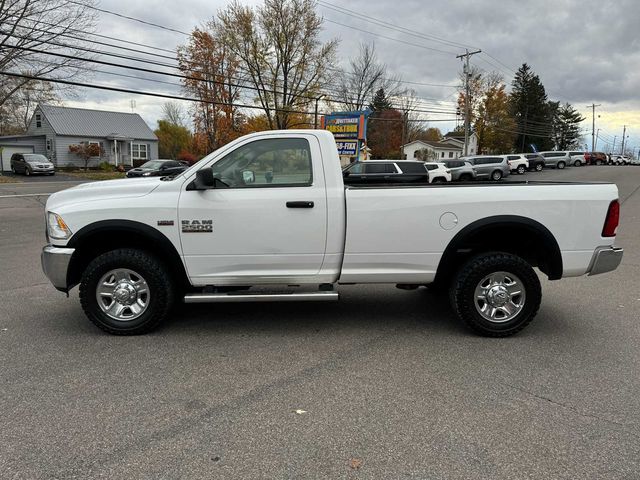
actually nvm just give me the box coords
[184,291,339,304]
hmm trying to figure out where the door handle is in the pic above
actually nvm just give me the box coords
[286,201,314,208]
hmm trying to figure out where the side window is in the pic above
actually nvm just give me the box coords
[397,163,425,173]
[363,163,389,174]
[211,138,312,188]
[507,155,519,161]
[425,164,438,171]
[347,163,364,174]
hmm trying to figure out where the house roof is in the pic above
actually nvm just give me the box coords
[444,131,465,139]
[403,139,461,150]
[38,105,157,140]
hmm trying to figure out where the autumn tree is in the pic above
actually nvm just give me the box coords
[367,109,403,159]
[177,22,244,155]
[69,143,102,171]
[218,0,338,130]
[475,83,516,154]
[0,0,97,108]
[155,120,192,159]
[417,127,443,142]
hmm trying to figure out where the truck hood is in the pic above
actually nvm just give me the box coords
[47,177,162,211]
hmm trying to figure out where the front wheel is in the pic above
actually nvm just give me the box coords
[557,161,566,169]
[535,163,543,172]
[79,248,174,335]
[517,165,526,174]
[574,160,582,167]
[491,170,503,181]
[596,160,602,166]
[449,252,541,337]
[24,167,31,176]
[432,177,445,183]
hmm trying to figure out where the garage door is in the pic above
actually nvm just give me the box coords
[0,145,34,171]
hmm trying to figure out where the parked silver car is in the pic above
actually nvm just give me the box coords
[538,151,571,169]
[461,155,511,181]
[442,159,477,181]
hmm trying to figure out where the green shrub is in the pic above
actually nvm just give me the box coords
[98,161,114,172]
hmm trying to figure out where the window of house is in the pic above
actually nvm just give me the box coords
[36,114,41,128]
[441,151,445,158]
[449,152,453,158]
[210,138,312,188]
[132,143,148,160]
[46,139,51,151]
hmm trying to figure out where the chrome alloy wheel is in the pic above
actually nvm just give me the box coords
[474,271,526,323]
[96,269,150,321]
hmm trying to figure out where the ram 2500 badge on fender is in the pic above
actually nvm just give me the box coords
[41,130,623,337]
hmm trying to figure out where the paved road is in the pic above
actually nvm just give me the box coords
[1,167,639,479]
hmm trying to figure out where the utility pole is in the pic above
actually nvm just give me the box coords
[313,94,326,129]
[595,128,600,151]
[612,136,617,154]
[456,49,482,156]
[620,125,627,155]
[588,103,601,152]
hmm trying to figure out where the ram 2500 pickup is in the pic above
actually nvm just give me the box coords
[41,130,623,337]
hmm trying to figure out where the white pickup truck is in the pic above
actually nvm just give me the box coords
[42,130,623,337]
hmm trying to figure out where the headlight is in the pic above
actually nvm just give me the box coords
[47,212,72,240]
[142,172,152,176]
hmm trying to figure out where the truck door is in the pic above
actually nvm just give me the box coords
[178,134,328,285]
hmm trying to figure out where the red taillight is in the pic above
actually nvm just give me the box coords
[602,200,620,237]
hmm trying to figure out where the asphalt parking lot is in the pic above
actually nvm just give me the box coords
[1,166,639,479]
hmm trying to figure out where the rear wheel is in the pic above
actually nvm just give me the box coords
[79,248,174,335]
[432,177,445,183]
[557,161,566,169]
[517,165,526,174]
[449,252,541,337]
[491,170,503,181]
[10,165,15,173]
[596,160,602,166]
[24,167,31,176]
[535,163,543,172]
[459,174,472,182]
[574,160,582,167]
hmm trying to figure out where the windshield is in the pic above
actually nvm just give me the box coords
[139,160,166,170]
[24,154,49,163]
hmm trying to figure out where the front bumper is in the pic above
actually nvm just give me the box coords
[41,245,75,292]
[588,246,624,276]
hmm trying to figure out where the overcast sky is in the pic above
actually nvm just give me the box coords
[65,0,640,152]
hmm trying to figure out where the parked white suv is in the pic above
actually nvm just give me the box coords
[503,154,529,175]
[424,162,452,183]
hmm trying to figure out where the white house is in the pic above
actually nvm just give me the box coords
[402,140,462,161]
[442,131,478,156]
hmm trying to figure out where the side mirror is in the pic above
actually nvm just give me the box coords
[242,170,255,184]
[186,168,215,191]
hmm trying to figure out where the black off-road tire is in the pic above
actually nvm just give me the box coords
[449,252,542,337]
[79,248,174,335]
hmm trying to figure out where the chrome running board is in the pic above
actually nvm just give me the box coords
[184,291,339,304]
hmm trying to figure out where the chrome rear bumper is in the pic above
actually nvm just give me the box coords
[41,245,75,292]
[588,246,624,276]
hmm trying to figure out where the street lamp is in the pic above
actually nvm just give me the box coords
[314,94,326,129]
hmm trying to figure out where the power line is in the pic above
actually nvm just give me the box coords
[65,0,190,36]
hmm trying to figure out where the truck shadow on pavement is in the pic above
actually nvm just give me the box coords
[164,286,465,337]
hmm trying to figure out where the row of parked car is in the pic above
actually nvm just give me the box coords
[342,150,640,185]
[8,153,190,177]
